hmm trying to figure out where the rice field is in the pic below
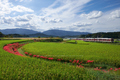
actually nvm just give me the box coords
[0,39,120,80]
[22,40,120,67]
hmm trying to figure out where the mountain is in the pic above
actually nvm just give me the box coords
[0,28,39,35]
[28,33,50,37]
[0,28,90,37]
[43,29,90,36]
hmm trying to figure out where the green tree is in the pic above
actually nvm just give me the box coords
[4,35,9,38]
[0,32,4,37]
[10,35,13,38]
[38,36,41,38]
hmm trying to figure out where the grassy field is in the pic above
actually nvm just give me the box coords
[22,40,120,67]
[0,40,120,80]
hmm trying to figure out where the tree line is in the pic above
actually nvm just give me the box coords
[0,32,29,38]
[0,32,4,37]
[79,32,120,39]
[1,31,120,38]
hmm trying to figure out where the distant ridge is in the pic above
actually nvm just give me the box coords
[0,28,39,35]
[29,33,50,37]
[43,29,90,36]
[0,28,90,37]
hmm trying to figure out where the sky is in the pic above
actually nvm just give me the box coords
[0,0,120,33]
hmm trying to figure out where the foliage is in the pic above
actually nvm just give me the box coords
[66,40,77,44]
[79,32,120,38]
[6,34,29,37]
[0,32,4,37]
[40,38,63,42]
[38,36,40,38]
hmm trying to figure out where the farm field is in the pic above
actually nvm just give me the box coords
[22,40,120,67]
[1,37,60,40]
[0,39,120,80]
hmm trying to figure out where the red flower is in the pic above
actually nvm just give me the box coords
[25,52,28,54]
[36,55,39,57]
[44,57,48,59]
[72,60,77,63]
[29,54,32,56]
[80,61,83,63]
[114,68,118,71]
[110,68,113,70]
[48,58,53,60]
[3,43,24,57]
[57,59,61,61]
[73,60,76,62]
[94,67,100,71]
[40,56,44,58]
[86,60,94,63]
[76,60,79,63]
[33,55,36,57]
[103,70,107,73]
[69,60,72,62]
[77,65,84,68]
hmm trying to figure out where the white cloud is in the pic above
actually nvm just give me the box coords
[14,14,35,22]
[0,0,120,33]
[0,0,34,16]
[38,0,120,32]
[37,0,92,31]
[40,0,91,18]
[15,0,32,2]
[80,11,103,19]
[0,14,48,31]
[15,16,30,22]
[0,0,13,16]
[12,5,34,13]
[73,22,92,27]
[1,16,15,24]
[104,3,120,9]
[14,22,35,29]
[68,8,120,33]
[45,19,63,23]
[110,9,120,18]
[85,9,120,33]
[0,14,34,24]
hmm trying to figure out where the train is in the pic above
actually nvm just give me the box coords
[71,38,114,43]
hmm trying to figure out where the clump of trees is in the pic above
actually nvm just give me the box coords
[79,32,120,39]
[6,34,29,37]
[0,32,4,37]
[40,38,63,42]
[0,32,29,38]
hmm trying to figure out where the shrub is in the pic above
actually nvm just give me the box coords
[40,38,63,42]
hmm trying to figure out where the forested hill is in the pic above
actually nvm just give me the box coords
[79,32,120,38]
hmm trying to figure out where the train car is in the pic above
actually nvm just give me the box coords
[71,38,114,43]
[83,38,114,43]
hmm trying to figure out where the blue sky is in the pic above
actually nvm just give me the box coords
[0,0,120,33]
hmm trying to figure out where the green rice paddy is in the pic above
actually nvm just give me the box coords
[22,40,120,67]
[0,39,120,80]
